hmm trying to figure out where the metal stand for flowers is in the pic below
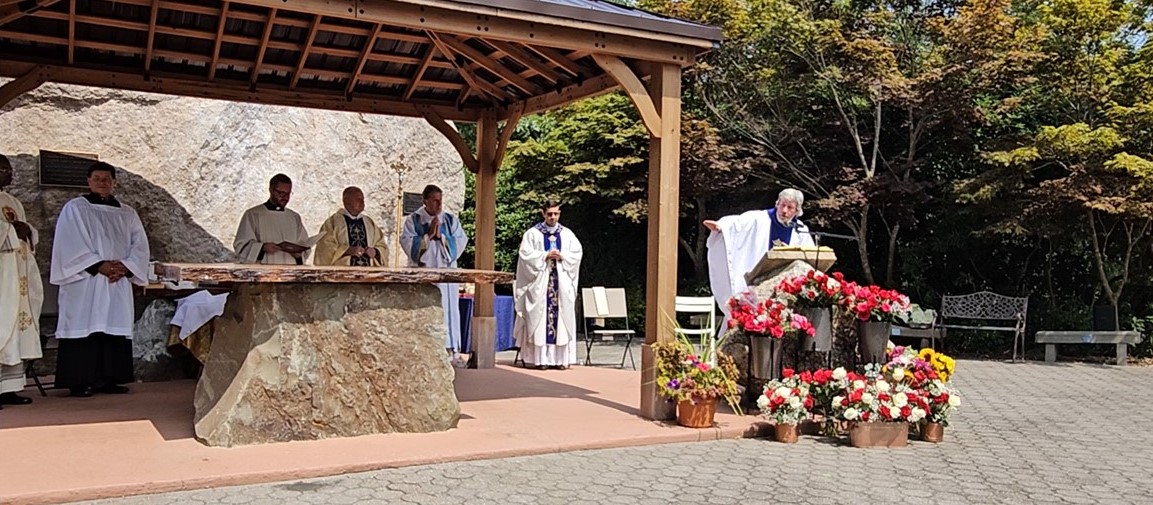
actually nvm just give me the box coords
[745,335,782,408]
[858,321,891,364]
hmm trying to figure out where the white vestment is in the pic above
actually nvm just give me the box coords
[706,210,814,330]
[234,203,311,265]
[513,224,583,367]
[0,191,44,392]
[400,206,468,351]
[50,197,151,339]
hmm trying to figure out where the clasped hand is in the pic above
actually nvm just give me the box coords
[426,215,441,240]
[12,221,32,242]
[344,246,378,259]
[546,250,562,262]
[98,260,129,283]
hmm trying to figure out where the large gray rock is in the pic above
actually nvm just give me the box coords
[131,299,184,382]
[194,282,459,447]
[0,81,466,269]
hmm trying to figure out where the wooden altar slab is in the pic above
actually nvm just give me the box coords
[155,263,514,285]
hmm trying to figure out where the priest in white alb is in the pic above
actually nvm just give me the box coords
[400,184,469,361]
[314,186,389,266]
[234,173,312,265]
[51,162,150,397]
[0,154,43,406]
[513,201,583,369]
[704,188,815,331]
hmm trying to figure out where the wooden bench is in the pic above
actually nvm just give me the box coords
[1034,331,1143,366]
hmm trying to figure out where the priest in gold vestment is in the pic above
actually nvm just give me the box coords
[0,154,42,406]
[314,187,389,266]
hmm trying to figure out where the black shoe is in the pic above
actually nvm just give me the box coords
[70,387,94,398]
[0,392,32,405]
[96,384,130,394]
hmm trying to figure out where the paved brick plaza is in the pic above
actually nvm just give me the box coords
[69,356,1153,505]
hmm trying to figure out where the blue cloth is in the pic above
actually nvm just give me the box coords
[536,223,563,345]
[458,295,516,352]
[767,208,795,248]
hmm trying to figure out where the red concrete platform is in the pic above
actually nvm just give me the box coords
[0,363,765,505]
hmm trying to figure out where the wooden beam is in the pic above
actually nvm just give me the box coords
[0,0,58,25]
[249,8,276,87]
[592,54,661,138]
[290,14,321,90]
[0,66,48,108]
[493,102,523,169]
[403,44,436,101]
[640,63,681,421]
[426,31,509,103]
[236,0,703,65]
[344,22,381,97]
[437,35,538,95]
[509,72,619,117]
[486,39,561,85]
[526,44,591,78]
[417,104,479,172]
[207,1,229,81]
[0,62,478,121]
[66,0,74,64]
[144,0,160,72]
[471,111,499,368]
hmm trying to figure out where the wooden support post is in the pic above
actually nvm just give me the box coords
[639,63,681,421]
[0,66,48,108]
[472,112,499,368]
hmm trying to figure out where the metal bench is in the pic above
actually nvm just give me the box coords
[1034,331,1143,366]
[939,291,1028,362]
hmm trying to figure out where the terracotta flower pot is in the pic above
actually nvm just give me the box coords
[774,423,799,443]
[676,395,717,428]
[921,422,944,443]
[847,421,908,448]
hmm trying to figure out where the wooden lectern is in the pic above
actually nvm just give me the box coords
[744,246,837,287]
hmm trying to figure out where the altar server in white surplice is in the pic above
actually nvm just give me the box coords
[513,200,582,369]
[234,173,312,265]
[314,186,389,266]
[0,154,43,407]
[704,188,815,332]
[400,184,468,360]
[51,162,150,397]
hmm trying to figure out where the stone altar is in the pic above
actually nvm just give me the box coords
[155,263,513,447]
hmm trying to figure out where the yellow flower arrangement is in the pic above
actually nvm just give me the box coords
[919,348,956,382]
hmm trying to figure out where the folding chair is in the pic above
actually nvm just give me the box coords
[581,287,636,370]
[673,296,717,351]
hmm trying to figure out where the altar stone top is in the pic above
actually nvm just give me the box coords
[155,263,514,285]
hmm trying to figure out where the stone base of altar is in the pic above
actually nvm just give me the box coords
[193,282,459,447]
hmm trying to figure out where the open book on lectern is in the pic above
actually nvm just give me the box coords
[743,246,838,285]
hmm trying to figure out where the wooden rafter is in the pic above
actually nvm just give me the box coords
[344,22,381,97]
[416,104,479,173]
[426,31,509,103]
[592,54,661,138]
[143,0,159,72]
[437,35,538,96]
[249,8,276,87]
[0,0,58,25]
[456,86,470,108]
[524,45,591,80]
[207,1,230,81]
[66,0,74,64]
[290,14,321,90]
[403,44,436,101]
[485,39,560,85]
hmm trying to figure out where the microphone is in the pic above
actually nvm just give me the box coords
[801,230,858,242]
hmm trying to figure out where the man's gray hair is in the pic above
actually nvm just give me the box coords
[777,188,805,217]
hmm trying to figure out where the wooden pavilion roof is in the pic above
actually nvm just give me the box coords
[0,0,722,122]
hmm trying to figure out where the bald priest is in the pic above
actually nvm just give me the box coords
[314,187,389,266]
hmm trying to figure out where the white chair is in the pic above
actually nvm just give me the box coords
[581,287,637,369]
[673,296,717,347]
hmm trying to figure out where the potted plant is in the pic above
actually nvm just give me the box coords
[844,284,913,364]
[653,328,742,428]
[831,365,928,447]
[758,368,814,443]
[727,291,816,381]
[774,271,849,352]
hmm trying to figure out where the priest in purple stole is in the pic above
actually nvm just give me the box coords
[513,200,583,369]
